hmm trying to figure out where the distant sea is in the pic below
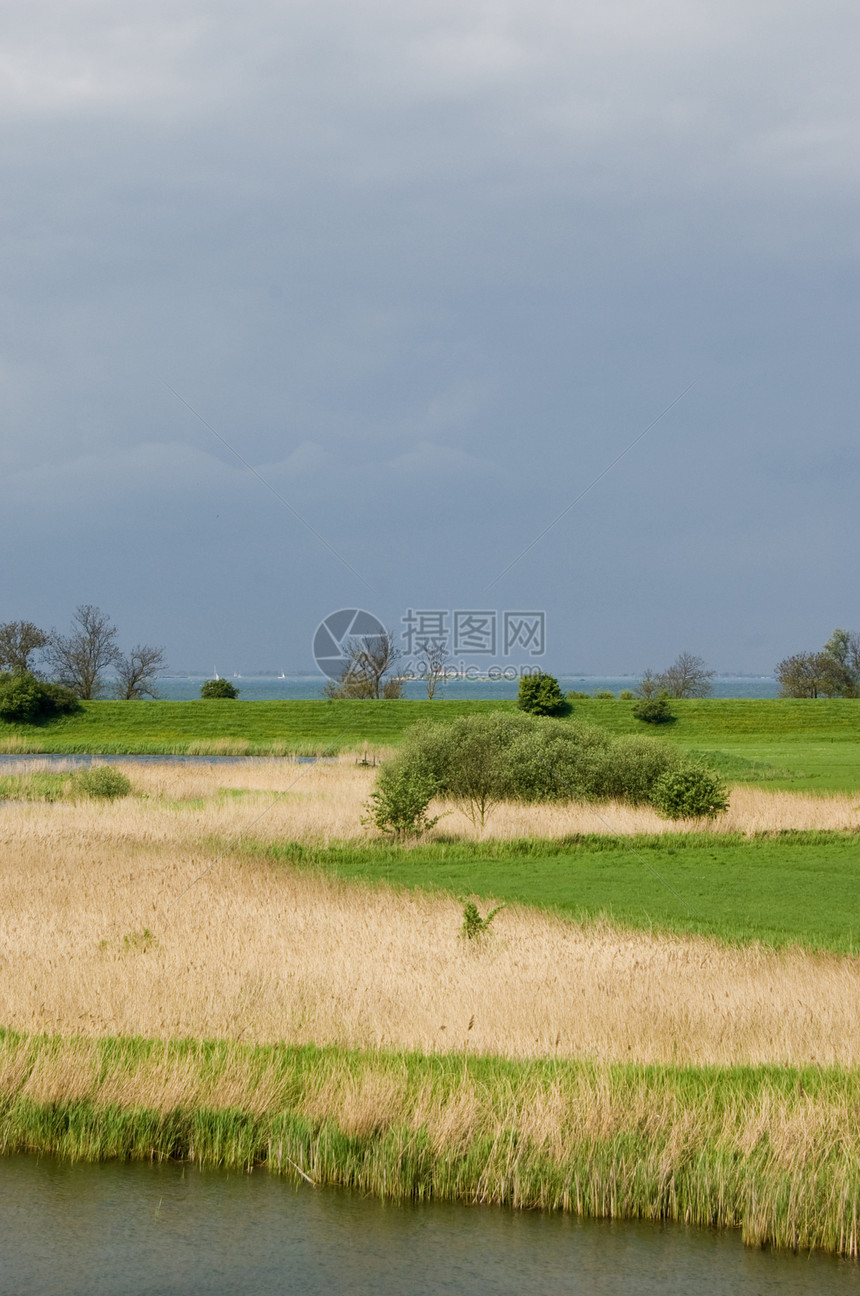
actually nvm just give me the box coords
[155,675,780,701]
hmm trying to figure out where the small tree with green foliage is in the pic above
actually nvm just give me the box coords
[461,900,504,941]
[650,764,728,820]
[517,672,569,717]
[361,762,441,838]
[201,678,240,699]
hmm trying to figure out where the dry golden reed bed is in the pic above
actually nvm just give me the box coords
[1,759,859,1068]
[3,755,859,842]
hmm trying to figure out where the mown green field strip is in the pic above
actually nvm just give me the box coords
[3,698,859,788]
[250,832,860,954]
[2,1030,859,1257]
[0,699,514,753]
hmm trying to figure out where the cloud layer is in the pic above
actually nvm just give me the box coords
[2,1,857,671]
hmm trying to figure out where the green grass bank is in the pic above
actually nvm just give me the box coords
[2,698,859,789]
[1,1029,858,1257]
[246,830,860,955]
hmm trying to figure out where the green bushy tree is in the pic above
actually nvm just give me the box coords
[0,671,80,724]
[517,672,569,717]
[377,712,710,831]
[201,678,240,699]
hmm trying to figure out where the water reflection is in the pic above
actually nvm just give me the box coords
[0,1156,853,1296]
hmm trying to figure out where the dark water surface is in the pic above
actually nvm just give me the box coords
[0,1156,853,1296]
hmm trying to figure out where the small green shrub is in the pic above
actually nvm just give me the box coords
[632,696,673,724]
[0,672,80,724]
[594,690,615,700]
[362,762,441,838]
[123,927,156,951]
[461,900,504,941]
[517,672,570,717]
[619,690,635,701]
[71,765,133,800]
[565,690,589,701]
[650,764,729,820]
[200,678,240,699]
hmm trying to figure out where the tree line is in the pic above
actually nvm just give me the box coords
[0,606,166,701]
[774,628,860,698]
[4,608,858,709]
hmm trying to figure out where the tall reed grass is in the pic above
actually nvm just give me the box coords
[1,1030,858,1257]
[2,809,860,1067]
[1,757,858,841]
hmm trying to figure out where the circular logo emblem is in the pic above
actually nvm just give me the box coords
[312,608,388,679]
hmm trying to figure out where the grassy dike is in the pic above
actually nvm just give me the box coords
[2,697,860,790]
[2,1029,859,1257]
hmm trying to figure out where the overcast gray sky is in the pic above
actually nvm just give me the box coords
[2,0,857,674]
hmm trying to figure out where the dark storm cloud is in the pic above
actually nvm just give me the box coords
[1,1,857,670]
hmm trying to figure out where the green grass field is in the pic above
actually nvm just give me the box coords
[3,697,860,790]
[0,698,508,755]
[247,831,860,954]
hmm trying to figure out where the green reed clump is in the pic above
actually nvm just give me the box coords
[0,772,69,801]
[0,1030,859,1258]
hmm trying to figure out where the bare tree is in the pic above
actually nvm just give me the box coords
[657,652,715,699]
[0,620,48,674]
[416,641,451,700]
[114,643,166,699]
[634,669,663,699]
[48,604,120,699]
[324,630,404,699]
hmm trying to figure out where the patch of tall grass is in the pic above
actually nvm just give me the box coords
[1,1030,858,1257]
[4,816,860,1061]
[0,772,69,801]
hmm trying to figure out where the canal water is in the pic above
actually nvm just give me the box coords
[0,1156,854,1295]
